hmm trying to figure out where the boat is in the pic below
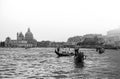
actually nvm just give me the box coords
[74,52,86,63]
[98,48,105,54]
[96,46,105,54]
[55,50,74,57]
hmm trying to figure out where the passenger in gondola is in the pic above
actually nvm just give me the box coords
[56,47,60,52]
[96,45,105,54]
[79,51,86,59]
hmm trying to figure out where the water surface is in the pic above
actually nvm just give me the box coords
[0,48,120,79]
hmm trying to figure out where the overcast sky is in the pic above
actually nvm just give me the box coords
[0,0,120,42]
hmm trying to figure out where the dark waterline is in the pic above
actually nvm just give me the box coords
[0,48,120,79]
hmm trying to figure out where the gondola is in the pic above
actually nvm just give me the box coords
[55,50,74,57]
[74,52,86,63]
[98,48,105,54]
[96,47,105,54]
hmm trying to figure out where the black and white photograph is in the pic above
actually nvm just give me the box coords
[0,0,120,79]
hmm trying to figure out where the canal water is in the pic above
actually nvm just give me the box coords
[0,48,120,79]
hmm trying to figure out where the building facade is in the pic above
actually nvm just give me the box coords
[105,27,120,46]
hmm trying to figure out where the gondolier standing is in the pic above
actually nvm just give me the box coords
[74,46,79,56]
[74,46,87,63]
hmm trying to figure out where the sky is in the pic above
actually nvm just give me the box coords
[0,0,120,42]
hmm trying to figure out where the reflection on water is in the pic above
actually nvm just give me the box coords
[0,48,120,79]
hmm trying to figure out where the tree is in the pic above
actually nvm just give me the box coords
[77,36,105,46]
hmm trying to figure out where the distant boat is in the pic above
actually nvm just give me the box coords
[54,50,74,57]
[99,48,105,54]
[96,47,105,54]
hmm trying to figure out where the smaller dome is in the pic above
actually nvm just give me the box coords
[5,37,11,43]
[6,37,11,41]
[19,32,24,37]
[17,32,24,41]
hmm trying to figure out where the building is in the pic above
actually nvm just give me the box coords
[5,37,11,47]
[5,28,37,47]
[105,27,120,46]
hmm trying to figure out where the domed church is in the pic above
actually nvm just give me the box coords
[5,28,37,47]
[24,28,37,46]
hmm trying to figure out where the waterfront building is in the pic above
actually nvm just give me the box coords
[0,41,5,47]
[5,37,11,47]
[105,27,120,46]
[5,28,37,47]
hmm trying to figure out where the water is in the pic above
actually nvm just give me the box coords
[0,48,120,79]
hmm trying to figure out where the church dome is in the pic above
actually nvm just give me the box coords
[17,32,24,41]
[5,37,11,42]
[25,28,33,40]
[19,32,24,37]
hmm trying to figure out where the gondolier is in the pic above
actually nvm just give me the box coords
[74,46,86,63]
[74,46,79,56]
